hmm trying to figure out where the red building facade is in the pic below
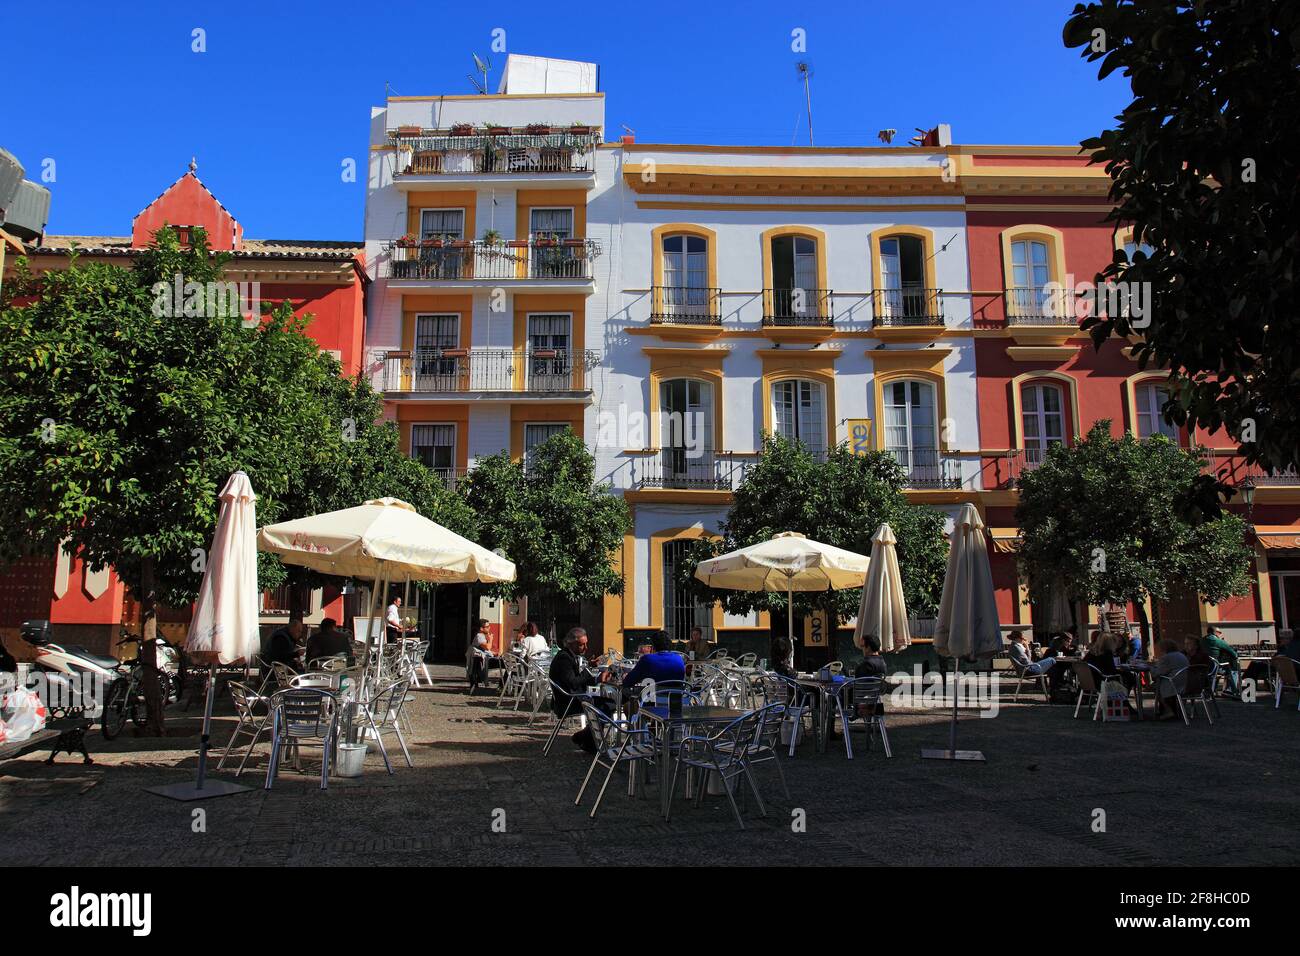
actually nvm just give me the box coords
[962,149,1299,644]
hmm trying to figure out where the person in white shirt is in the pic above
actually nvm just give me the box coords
[520,621,549,659]
[385,596,407,645]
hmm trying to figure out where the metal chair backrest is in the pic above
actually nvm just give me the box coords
[844,676,885,713]
[734,653,758,667]
[706,647,730,660]
[1071,659,1104,694]
[290,671,338,691]
[229,681,263,717]
[1273,655,1300,685]
[758,672,799,706]
[708,709,764,765]
[753,702,788,751]
[1183,665,1210,697]
[271,661,298,688]
[636,679,699,708]
[312,656,348,673]
[369,678,411,728]
[270,687,337,738]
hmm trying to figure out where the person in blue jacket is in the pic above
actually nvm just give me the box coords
[622,630,686,692]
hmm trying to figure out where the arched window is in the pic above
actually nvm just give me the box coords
[1021,382,1065,465]
[1136,382,1177,440]
[659,378,715,486]
[1009,238,1052,317]
[883,379,939,479]
[661,234,709,318]
[770,235,819,318]
[771,379,825,450]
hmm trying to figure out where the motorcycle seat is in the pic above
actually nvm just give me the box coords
[58,645,122,671]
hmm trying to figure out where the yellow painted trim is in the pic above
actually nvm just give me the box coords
[407,193,476,242]
[1010,371,1083,450]
[871,357,951,453]
[648,526,724,633]
[759,226,829,318]
[637,200,966,213]
[507,404,584,463]
[759,350,838,447]
[511,294,586,391]
[1255,547,1274,625]
[393,404,471,472]
[649,223,718,316]
[1000,224,1068,317]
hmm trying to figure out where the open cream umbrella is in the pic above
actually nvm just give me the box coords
[925,502,1002,762]
[694,532,869,665]
[149,471,260,801]
[853,523,910,653]
[258,498,515,691]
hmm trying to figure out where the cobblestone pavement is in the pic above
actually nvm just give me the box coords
[1,665,1296,866]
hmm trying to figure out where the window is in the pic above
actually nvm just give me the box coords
[524,423,568,466]
[884,380,939,477]
[526,314,572,389]
[1136,383,1177,441]
[661,234,709,316]
[413,314,459,384]
[879,235,927,318]
[530,207,575,278]
[1010,239,1052,316]
[529,208,572,238]
[660,379,714,486]
[771,379,825,450]
[770,234,818,317]
[410,424,456,485]
[663,539,711,644]
[418,209,465,279]
[1021,383,1065,465]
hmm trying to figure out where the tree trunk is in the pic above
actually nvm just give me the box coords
[1133,599,1151,652]
[138,557,166,736]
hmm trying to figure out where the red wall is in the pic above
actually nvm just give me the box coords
[131,174,242,250]
[261,278,366,376]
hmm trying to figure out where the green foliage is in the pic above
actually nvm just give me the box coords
[1064,0,1300,471]
[0,225,469,609]
[1014,422,1253,609]
[677,436,949,622]
[459,431,630,614]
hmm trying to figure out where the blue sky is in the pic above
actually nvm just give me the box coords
[2,0,1129,240]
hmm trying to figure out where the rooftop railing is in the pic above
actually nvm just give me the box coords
[388,127,601,176]
[382,238,600,281]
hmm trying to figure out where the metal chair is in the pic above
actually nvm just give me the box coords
[218,681,271,775]
[666,710,766,830]
[264,688,340,790]
[741,703,791,799]
[356,677,413,769]
[1070,660,1109,720]
[826,661,844,676]
[407,640,432,688]
[733,652,758,667]
[834,676,891,758]
[1270,656,1300,710]
[290,671,338,691]
[311,656,349,673]
[706,647,730,661]
[757,672,814,756]
[542,679,593,756]
[1157,665,1215,725]
[1006,655,1052,703]
[496,653,529,710]
[573,701,658,819]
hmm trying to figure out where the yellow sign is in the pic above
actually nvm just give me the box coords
[847,419,874,456]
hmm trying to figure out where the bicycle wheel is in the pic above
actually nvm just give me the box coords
[101,679,129,740]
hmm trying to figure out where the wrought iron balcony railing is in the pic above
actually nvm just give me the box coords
[761,288,834,327]
[388,128,601,176]
[873,287,944,327]
[649,286,722,325]
[378,348,598,393]
[1005,286,1076,326]
[635,449,756,491]
[885,447,962,488]
[1201,449,1300,488]
[383,238,600,281]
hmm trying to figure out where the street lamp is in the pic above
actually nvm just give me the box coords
[1239,477,1256,517]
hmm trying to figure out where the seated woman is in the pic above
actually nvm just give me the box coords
[1150,639,1190,719]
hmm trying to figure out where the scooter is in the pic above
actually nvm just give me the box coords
[19,620,181,739]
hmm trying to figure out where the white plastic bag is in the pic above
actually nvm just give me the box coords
[0,685,48,743]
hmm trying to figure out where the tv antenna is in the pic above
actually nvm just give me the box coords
[795,62,814,146]
[468,54,491,94]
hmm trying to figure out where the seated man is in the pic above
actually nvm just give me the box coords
[1150,638,1190,719]
[685,626,711,661]
[305,617,353,666]
[622,630,686,693]
[1277,628,1300,664]
[549,627,611,753]
[1202,625,1241,696]
[263,617,304,673]
[1007,630,1056,678]
[853,634,887,679]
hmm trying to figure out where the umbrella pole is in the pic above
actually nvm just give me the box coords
[949,656,959,754]
[920,654,987,763]
[146,661,252,801]
[786,575,794,667]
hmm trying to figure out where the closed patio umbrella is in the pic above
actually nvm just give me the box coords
[853,523,910,654]
[925,502,1002,762]
[149,471,260,801]
[694,532,869,665]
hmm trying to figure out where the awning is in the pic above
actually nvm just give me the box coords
[1255,526,1300,551]
[989,527,1020,554]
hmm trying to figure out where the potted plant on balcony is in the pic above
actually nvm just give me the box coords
[485,123,510,136]
[449,123,474,137]
[420,235,444,248]
[525,123,553,135]
[482,228,502,247]
[395,124,422,136]
[395,232,417,248]
[533,232,561,248]
[568,122,593,136]
[531,348,558,359]
[561,237,585,248]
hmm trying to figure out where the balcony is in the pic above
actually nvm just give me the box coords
[634,449,756,491]
[388,127,600,188]
[761,288,834,327]
[885,448,962,489]
[378,348,598,398]
[1005,287,1077,327]
[873,287,945,328]
[1202,449,1300,488]
[649,286,722,326]
[382,238,600,289]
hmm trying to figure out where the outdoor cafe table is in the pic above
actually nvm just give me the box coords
[1118,662,1151,719]
[639,705,745,817]
[794,675,846,753]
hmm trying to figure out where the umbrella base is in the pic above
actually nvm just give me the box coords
[146,779,254,802]
[920,748,986,762]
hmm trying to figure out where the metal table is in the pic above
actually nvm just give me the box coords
[639,705,744,817]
